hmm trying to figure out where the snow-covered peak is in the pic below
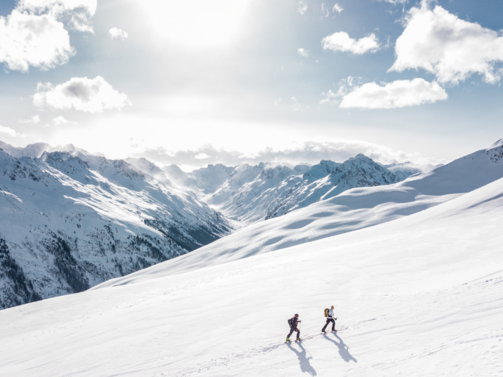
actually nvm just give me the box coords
[259,165,293,181]
[0,141,52,158]
[339,153,379,169]
[303,160,339,182]
[189,164,236,194]
[293,164,310,174]
[126,157,164,176]
[488,138,503,149]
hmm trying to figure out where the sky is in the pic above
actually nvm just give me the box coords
[0,0,502,170]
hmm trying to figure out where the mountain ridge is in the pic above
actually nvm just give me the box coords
[0,140,434,309]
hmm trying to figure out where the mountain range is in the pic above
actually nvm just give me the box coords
[0,140,418,309]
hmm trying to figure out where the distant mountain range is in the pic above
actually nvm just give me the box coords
[156,154,419,225]
[0,140,424,309]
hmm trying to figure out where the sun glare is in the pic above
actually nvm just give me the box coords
[139,0,251,48]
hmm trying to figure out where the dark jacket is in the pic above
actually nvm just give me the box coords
[290,317,299,328]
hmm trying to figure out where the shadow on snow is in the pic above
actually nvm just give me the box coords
[323,332,357,363]
[287,342,317,376]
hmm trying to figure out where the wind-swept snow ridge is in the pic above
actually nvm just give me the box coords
[1,175,503,376]
[0,148,231,309]
[98,139,503,281]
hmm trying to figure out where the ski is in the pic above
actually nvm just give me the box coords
[284,326,348,344]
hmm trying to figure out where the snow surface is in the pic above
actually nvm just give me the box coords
[1,174,502,376]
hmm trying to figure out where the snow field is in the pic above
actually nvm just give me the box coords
[1,177,503,376]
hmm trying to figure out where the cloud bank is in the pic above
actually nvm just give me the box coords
[340,78,448,109]
[133,140,440,171]
[322,32,380,55]
[34,76,131,113]
[391,0,503,84]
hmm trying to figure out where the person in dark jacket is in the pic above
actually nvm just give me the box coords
[286,313,301,342]
[322,305,337,333]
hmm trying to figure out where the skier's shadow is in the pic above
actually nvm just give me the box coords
[323,333,357,363]
[287,342,317,376]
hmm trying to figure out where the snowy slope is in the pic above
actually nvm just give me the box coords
[110,139,503,276]
[0,175,502,376]
[0,148,231,309]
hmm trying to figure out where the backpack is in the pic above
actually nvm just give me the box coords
[324,308,329,317]
[288,318,294,327]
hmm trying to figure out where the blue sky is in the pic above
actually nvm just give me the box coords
[0,0,502,169]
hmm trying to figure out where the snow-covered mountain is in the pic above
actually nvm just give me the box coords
[125,139,503,275]
[0,141,443,310]
[1,147,502,376]
[0,147,231,309]
[175,155,405,224]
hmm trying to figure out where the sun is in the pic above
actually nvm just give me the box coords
[139,0,251,48]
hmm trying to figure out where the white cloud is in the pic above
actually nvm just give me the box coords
[297,48,308,57]
[0,125,18,137]
[20,115,41,124]
[109,27,128,40]
[53,116,76,126]
[320,76,363,105]
[298,1,308,15]
[0,10,74,71]
[0,0,96,71]
[339,78,448,109]
[321,4,330,17]
[320,89,338,105]
[322,32,380,54]
[34,76,131,114]
[18,0,97,32]
[379,0,408,3]
[333,4,343,13]
[390,0,503,84]
[194,153,210,160]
